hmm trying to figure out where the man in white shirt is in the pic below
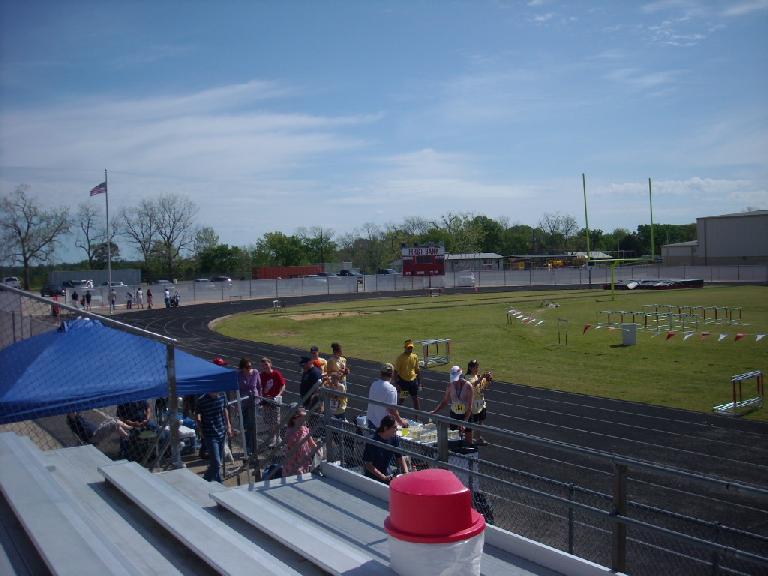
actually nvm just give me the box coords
[367,363,409,431]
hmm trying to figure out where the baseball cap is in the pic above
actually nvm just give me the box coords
[310,345,319,352]
[404,339,414,348]
[450,366,463,382]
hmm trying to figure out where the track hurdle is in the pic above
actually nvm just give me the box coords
[713,371,764,416]
[418,337,452,368]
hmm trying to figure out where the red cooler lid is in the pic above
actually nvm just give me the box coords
[384,469,486,543]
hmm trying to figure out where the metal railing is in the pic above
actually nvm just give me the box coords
[271,386,768,576]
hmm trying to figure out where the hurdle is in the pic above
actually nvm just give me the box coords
[713,370,764,416]
[418,338,452,368]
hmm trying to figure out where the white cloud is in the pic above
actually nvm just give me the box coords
[532,12,555,22]
[723,0,768,16]
[606,68,681,92]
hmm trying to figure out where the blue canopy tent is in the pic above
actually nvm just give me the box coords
[0,319,236,424]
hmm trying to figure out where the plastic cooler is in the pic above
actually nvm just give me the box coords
[384,468,486,576]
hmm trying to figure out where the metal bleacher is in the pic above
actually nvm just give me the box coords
[0,431,612,576]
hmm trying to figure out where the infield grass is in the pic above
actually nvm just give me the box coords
[214,285,768,420]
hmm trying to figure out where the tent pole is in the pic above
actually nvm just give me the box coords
[167,344,183,469]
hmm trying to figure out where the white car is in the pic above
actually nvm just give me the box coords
[2,276,20,289]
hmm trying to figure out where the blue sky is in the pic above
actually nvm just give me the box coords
[1,0,766,260]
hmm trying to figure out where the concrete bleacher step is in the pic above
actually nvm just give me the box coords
[212,480,397,576]
[0,432,139,576]
[99,460,302,576]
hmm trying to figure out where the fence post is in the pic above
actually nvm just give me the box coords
[166,344,183,469]
[568,484,575,555]
[323,392,334,460]
[611,462,628,573]
[436,419,449,464]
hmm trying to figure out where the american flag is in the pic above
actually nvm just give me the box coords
[89,182,107,196]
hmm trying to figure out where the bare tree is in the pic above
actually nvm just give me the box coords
[0,185,71,289]
[538,212,578,251]
[119,198,158,265]
[75,203,103,268]
[155,194,198,278]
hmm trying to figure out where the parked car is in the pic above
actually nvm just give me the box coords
[377,269,400,275]
[337,269,363,284]
[100,281,125,287]
[2,276,21,289]
[64,279,94,289]
[211,276,232,284]
[194,278,210,283]
[41,283,65,297]
[154,279,172,285]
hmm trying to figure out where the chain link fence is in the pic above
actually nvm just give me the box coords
[2,283,767,575]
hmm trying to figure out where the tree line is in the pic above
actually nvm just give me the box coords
[1,184,696,289]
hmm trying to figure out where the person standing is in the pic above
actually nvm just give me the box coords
[300,356,323,411]
[126,290,133,310]
[394,339,422,412]
[164,287,171,309]
[238,357,261,455]
[146,288,153,309]
[109,288,117,312]
[196,390,233,483]
[366,363,409,431]
[71,290,79,309]
[259,357,286,447]
[310,345,327,375]
[85,290,92,310]
[136,286,144,309]
[465,360,492,446]
[431,365,474,445]
[326,342,350,418]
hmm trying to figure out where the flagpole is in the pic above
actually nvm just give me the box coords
[105,169,112,302]
[648,177,655,262]
[582,173,592,288]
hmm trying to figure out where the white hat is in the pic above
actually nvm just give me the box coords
[450,366,463,382]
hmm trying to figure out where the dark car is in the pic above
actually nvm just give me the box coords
[41,283,65,297]
[337,269,362,277]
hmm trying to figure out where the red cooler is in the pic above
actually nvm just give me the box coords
[384,469,486,576]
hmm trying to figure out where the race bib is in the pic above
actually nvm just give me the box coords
[399,389,409,400]
[472,399,486,413]
[451,402,466,414]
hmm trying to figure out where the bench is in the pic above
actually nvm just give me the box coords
[0,432,136,576]
[212,485,396,576]
[426,287,442,297]
[99,460,300,576]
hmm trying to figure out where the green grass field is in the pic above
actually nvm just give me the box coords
[214,285,768,421]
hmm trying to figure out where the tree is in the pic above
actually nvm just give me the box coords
[193,226,219,257]
[0,185,71,289]
[92,241,121,267]
[538,212,578,252]
[74,203,103,269]
[155,194,198,278]
[297,227,337,265]
[198,244,244,275]
[119,198,158,265]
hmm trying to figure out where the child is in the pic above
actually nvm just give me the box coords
[325,373,347,420]
[282,407,317,476]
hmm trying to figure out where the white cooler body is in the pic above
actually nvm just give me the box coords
[388,532,484,576]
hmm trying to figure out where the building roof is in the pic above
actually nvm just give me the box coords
[700,210,768,219]
[445,253,503,260]
[663,240,698,247]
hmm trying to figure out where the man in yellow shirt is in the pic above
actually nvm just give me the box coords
[394,339,421,412]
